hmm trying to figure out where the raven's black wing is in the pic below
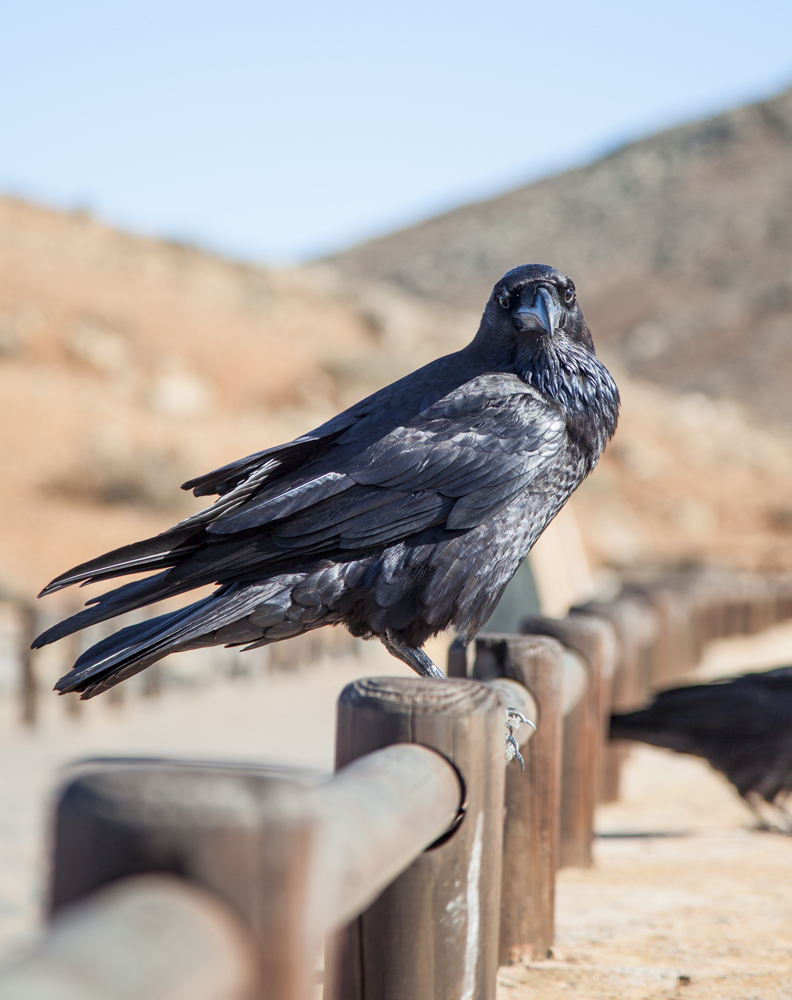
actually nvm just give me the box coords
[39,357,455,596]
[206,373,565,542]
[37,408,362,597]
[35,371,566,646]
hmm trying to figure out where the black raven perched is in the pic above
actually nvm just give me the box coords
[610,667,792,830]
[35,264,619,699]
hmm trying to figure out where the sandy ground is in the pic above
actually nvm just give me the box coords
[497,624,792,1000]
[1,626,792,996]
[499,747,792,1000]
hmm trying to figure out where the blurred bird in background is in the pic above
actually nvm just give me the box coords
[34,264,618,700]
[610,666,792,831]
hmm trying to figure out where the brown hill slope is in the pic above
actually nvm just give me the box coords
[0,197,463,598]
[330,86,792,429]
[2,197,792,602]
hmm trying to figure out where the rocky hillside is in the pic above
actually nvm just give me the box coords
[331,86,792,430]
[2,194,792,604]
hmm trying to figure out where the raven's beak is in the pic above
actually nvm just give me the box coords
[513,286,560,335]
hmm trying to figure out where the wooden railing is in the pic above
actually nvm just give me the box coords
[1,568,791,1000]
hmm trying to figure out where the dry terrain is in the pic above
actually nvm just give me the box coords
[3,195,792,609]
[500,746,792,1000]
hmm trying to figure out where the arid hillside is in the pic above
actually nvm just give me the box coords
[2,195,792,604]
[0,197,468,600]
[331,86,792,430]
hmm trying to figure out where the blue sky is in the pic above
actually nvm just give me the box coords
[1,1,791,262]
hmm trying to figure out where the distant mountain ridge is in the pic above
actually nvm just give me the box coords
[330,86,792,429]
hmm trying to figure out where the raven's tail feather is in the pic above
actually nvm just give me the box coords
[38,527,203,598]
[54,584,271,699]
[33,571,189,650]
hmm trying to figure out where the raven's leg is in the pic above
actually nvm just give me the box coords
[383,630,445,680]
[744,791,774,831]
[770,797,792,834]
[382,632,529,769]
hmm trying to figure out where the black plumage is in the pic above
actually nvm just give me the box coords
[610,667,792,827]
[35,264,619,697]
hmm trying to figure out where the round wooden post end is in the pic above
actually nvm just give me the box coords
[330,675,506,1000]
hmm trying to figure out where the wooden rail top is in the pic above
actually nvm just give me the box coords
[51,745,461,928]
[0,875,258,1000]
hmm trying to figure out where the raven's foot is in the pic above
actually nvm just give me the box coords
[745,792,792,833]
[381,634,532,769]
[382,631,445,680]
[770,799,792,834]
[505,708,535,772]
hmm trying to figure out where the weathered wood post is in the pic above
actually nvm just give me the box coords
[328,677,506,1000]
[749,574,776,634]
[688,572,728,654]
[17,601,38,727]
[575,596,656,711]
[470,635,564,962]
[627,583,691,688]
[521,614,616,868]
[574,596,658,802]
[776,574,792,623]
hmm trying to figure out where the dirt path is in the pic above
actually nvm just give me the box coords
[499,746,792,1000]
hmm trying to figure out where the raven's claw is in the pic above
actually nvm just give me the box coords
[507,708,535,731]
[505,733,525,771]
[505,707,534,772]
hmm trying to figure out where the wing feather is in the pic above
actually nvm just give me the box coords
[39,367,569,612]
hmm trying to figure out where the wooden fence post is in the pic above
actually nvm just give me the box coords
[471,635,564,962]
[328,677,505,1000]
[574,597,657,711]
[573,596,659,802]
[748,575,776,634]
[17,602,38,727]
[520,614,616,868]
[776,574,792,623]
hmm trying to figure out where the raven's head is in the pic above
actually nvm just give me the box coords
[471,263,619,454]
[475,263,594,358]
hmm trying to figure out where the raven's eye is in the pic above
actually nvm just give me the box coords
[564,287,575,306]
[498,292,510,310]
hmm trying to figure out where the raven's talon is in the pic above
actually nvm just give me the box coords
[504,708,529,771]
[507,708,536,731]
[505,733,525,772]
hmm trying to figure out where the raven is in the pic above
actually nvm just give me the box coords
[610,666,792,830]
[35,264,619,699]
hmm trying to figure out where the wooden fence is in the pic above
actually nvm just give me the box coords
[1,568,791,1000]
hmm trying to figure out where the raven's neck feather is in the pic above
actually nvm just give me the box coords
[520,340,620,467]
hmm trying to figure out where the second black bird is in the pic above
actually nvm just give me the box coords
[611,666,792,830]
[35,264,620,697]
